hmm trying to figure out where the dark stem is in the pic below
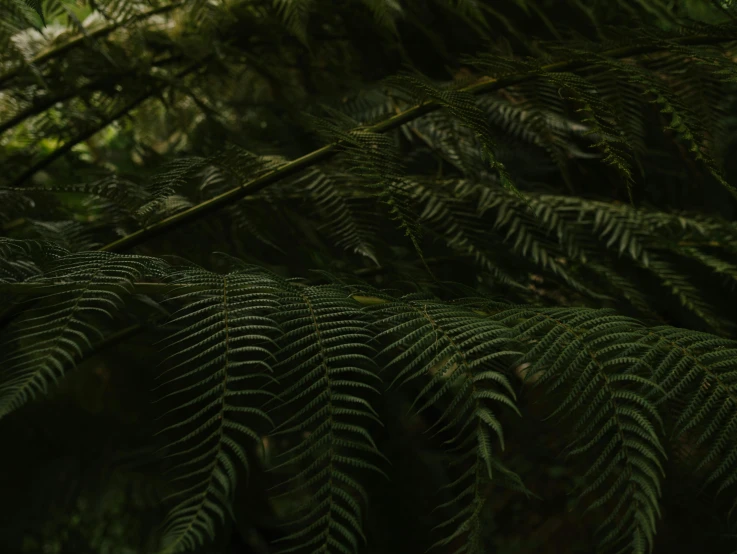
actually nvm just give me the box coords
[0,54,182,136]
[99,31,737,254]
[8,60,206,188]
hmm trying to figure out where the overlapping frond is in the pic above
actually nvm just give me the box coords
[0,247,736,552]
[409,178,527,290]
[491,307,667,553]
[386,72,521,197]
[0,245,159,418]
[308,110,423,256]
[370,293,526,553]
[2,3,737,554]
[636,327,737,504]
[274,0,314,44]
[137,157,208,219]
[267,280,384,554]
[155,264,281,552]
[465,25,737,199]
[407,179,736,333]
[291,167,380,265]
[0,236,66,283]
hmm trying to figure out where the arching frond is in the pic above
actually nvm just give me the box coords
[267,281,384,554]
[493,307,667,553]
[370,293,526,553]
[0,247,159,418]
[638,327,737,504]
[156,264,281,552]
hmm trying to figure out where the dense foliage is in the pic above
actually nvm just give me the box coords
[2,1,737,553]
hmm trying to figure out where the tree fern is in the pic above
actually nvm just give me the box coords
[1,1,737,553]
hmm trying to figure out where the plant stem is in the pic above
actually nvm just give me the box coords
[99,30,737,253]
[0,282,389,307]
[9,60,205,188]
[0,55,182,136]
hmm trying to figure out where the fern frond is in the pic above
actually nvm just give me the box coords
[409,178,528,291]
[639,327,737,504]
[137,157,209,219]
[466,26,737,200]
[309,111,424,259]
[494,307,667,554]
[79,25,737,254]
[292,167,380,265]
[274,0,313,45]
[156,264,280,553]
[360,0,403,35]
[386,71,522,199]
[0,2,182,87]
[0,237,66,284]
[371,293,526,553]
[268,281,384,554]
[462,181,736,331]
[0,247,157,418]
[2,4,737,551]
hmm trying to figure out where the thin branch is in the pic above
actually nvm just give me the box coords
[98,30,737,254]
[0,54,182,136]
[0,257,460,296]
[0,3,182,88]
[8,60,206,187]
[0,282,384,306]
[0,283,214,294]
